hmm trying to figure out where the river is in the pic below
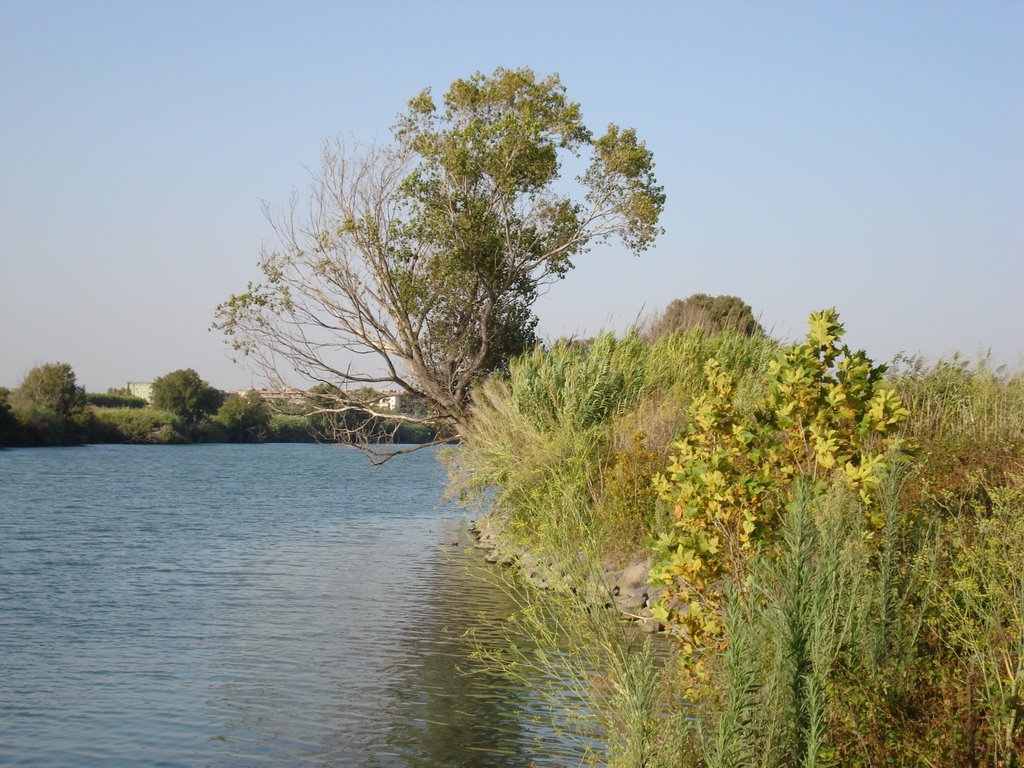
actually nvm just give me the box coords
[0,444,586,767]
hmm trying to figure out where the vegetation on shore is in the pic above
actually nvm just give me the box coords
[452,305,1024,767]
[0,364,434,448]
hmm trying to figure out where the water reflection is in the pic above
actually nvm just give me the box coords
[0,445,605,767]
[379,534,556,768]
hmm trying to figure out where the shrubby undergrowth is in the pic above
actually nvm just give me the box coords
[453,313,1024,767]
[455,329,779,560]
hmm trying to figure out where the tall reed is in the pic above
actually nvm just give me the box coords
[454,324,1024,765]
[892,354,1024,445]
[452,328,777,556]
[463,485,674,767]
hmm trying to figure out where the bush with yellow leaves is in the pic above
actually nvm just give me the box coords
[650,309,908,681]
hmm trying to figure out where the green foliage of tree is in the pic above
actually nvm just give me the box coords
[0,387,17,445]
[214,393,271,442]
[268,413,316,442]
[215,66,665,447]
[91,407,187,444]
[646,294,763,342]
[151,369,224,427]
[18,362,86,417]
[4,363,92,445]
[86,392,147,409]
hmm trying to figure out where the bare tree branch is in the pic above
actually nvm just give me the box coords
[214,68,664,455]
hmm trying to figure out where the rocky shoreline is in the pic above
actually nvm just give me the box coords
[468,513,664,633]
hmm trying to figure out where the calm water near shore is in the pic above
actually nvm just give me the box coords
[0,444,584,767]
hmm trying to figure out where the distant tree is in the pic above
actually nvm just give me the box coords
[214,393,271,442]
[268,413,316,443]
[645,294,762,341]
[86,392,147,409]
[17,362,87,417]
[7,363,93,445]
[151,369,224,427]
[0,387,17,444]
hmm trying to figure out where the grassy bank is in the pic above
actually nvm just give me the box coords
[452,314,1024,767]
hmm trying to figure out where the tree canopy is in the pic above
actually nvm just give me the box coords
[151,369,224,426]
[0,388,17,444]
[18,362,86,417]
[214,392,271,442]
[645,294,763,341]
[215,67,664,448]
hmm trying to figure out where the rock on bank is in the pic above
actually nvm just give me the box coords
[469,513,664,634]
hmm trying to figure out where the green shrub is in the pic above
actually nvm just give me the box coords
[646,294,763,341]
[455,313,1024,767]
[269,414,315,442]
[0,388,18,445]
[651,310,908,654]
[214,393,271,442]
[392,421,437,444]
[599,430,662,556]
[93,408,187,443]
[5,402,70,446]
[86,392,147,409]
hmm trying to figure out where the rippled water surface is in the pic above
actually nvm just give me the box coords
[0,444,580,767]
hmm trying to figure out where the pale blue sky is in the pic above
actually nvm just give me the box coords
[2,1,1021,391]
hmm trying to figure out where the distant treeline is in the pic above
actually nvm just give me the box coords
[0,363,435,448]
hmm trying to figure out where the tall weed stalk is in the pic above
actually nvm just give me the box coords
[701,479,885,768]
[930,479,1024,765]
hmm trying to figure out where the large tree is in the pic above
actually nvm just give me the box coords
[215,67,664,447]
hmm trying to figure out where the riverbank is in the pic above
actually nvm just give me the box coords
[450,322,1024,766]
[469,512,663,634]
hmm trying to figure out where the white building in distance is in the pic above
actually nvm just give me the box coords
[126,382,154,403]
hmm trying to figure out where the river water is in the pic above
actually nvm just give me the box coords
[0,444,585,767]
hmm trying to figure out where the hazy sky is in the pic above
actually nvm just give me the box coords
[2,1,1021,391]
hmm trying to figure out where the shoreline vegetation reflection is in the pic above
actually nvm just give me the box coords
[0,444,587,767]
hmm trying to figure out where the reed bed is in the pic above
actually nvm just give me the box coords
[453,331,1024,767]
